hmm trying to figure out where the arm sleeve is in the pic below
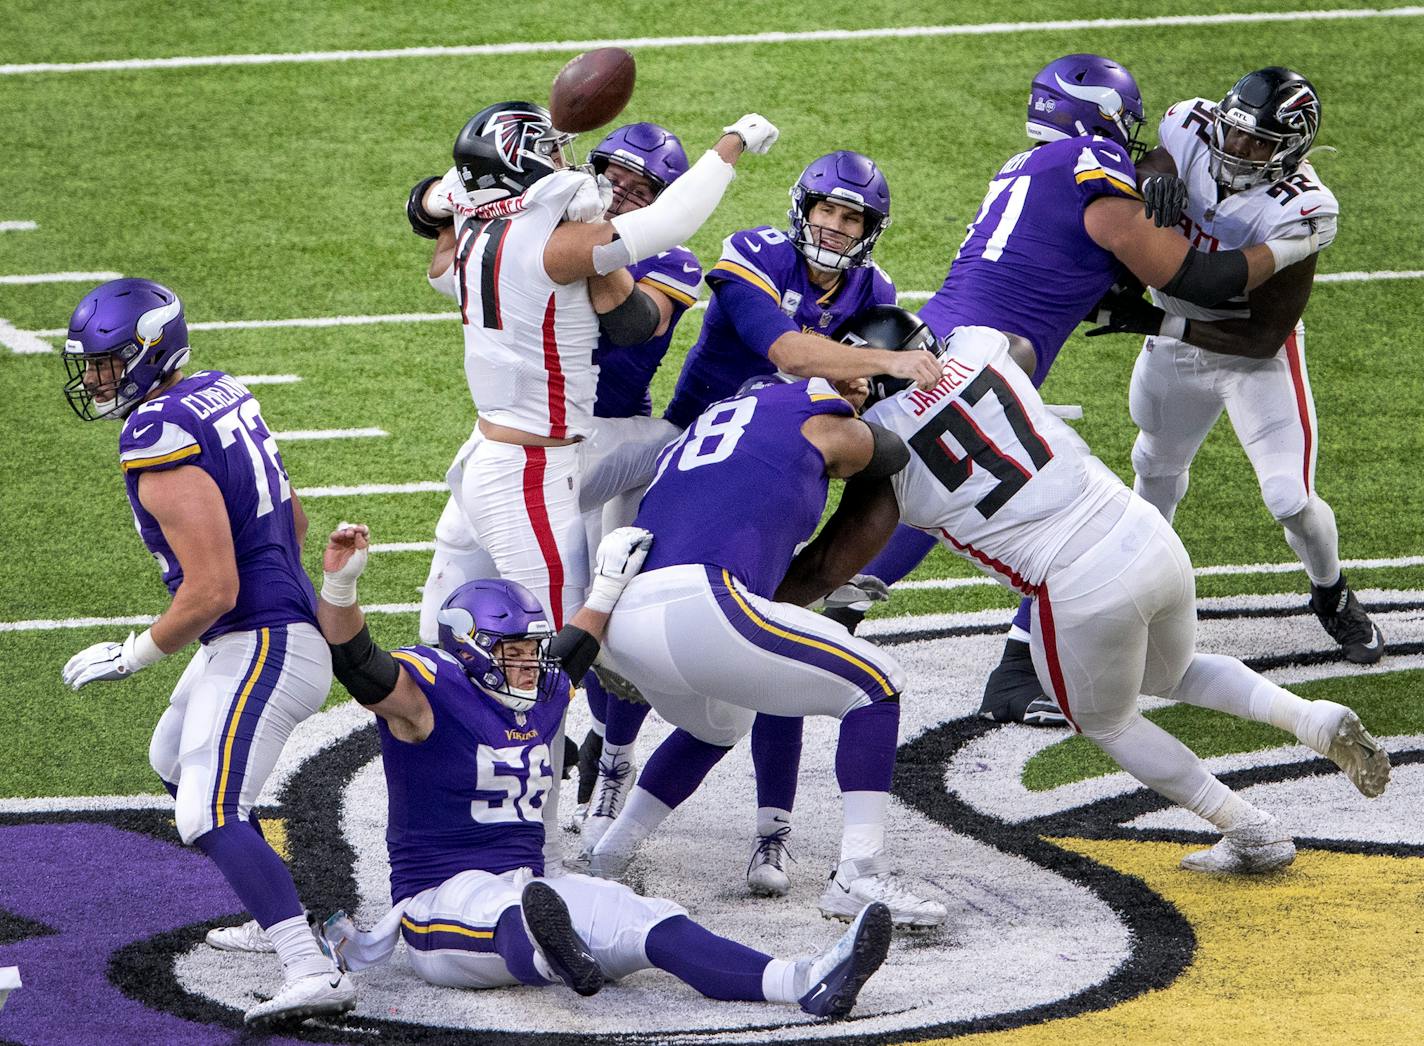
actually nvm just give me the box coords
[708,278,799,359]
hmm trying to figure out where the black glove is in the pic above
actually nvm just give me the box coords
[406,176,452,240]
[1141,174,1188,228]
[1084,282,1168,337]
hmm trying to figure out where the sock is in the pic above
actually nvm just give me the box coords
[835,702,900,794]
[861,524,937,585]
[1197,788,1261,833]
[751,714,803,815]
[1086,713,1226,820]
[644,916,771,1001]
[193,821,304,929]
[757,807,793,840]
[635,728,732,809]
[494,904,550,986]
[160,778,178,800]
[605,691,652,748]
[1133,470,1189,524]
[593,787,670,855]
[839,791,889,864]
[762,958,804,1004]
[1281,496,1341,587]
[265,914,332,980]
[1010,598,1033,637]
[248,810,266,842]
[1164,654,1314,745]
[583,671,609,735]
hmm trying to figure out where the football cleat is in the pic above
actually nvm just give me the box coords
[818,855,946,928]
[1310,577,1385,665]
[796,902,892,1019]
[747,825,795,898]
[579,754,636,851]
[1180,812,1295,874]
[575,840,635,881]
[1307,702,1391,799]
[979,638,1067,727]
[575,728,604,808]
[520,881,603,997]
[206,918,275,953]
[243,969,356,1027]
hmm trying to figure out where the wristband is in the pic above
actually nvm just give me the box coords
[126,628,167,669]
[321,573,360,607]
[1264,235,1317,272]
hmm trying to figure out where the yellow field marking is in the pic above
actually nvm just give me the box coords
[261,817,289,862]
[928,838,1424,1046]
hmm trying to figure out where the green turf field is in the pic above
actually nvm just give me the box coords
[1,4,1421,1043]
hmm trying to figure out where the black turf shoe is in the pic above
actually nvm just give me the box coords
[521,881,604,997]
[1310,575,1385,665]
[978,638,1068,728]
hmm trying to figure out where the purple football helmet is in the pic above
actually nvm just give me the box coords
[589,122,689,215]
[1026,53,1146,160]
[437,578,559,712]
[62,278,190,421]
[787,151,891,272]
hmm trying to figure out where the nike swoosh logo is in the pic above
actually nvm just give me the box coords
[745,241,762,253]
[133,425,154,439]
[328,978,343,988]
[1301,205,1321,215]
[1361,635,1381,650]
[682,264,698,273]
[810,984,828,1001]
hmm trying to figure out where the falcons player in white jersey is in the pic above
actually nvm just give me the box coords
[779,314,1391,874]
[404,102,777,634]
[1090,68,1384,664]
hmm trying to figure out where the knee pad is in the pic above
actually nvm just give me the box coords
[174,784,214,845]
[1261,474,1309,522]
[1131,431,1191,479]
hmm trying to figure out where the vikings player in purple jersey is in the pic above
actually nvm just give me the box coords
[580,378,948,928]
[307,524,891,1019]
[58,279,355,1027]
[827,53,1328,727]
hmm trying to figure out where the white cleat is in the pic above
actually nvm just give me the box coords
[817,855,946,928]
[206,918,275,953]
[747,827,793,898]
[1311,702,1391,799]
[244,969,356,1027]
[580,755,636,851]
[580,840,635,881]
[1181,812,1295,874]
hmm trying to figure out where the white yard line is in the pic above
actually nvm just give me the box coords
[12,269,1420,351]
[371,541,437,553]
[0,270,120,285]
[0,318,55,354]
[271,427,387,441]
[295,481,447,498]
[235,374,302,385]
[0,221,37,232]
[2,8,1420,76]
[4,558,1418,633]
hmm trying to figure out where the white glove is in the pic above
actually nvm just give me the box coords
[584,526,654,614]
[723,113,779,155]
[564,172,610,223]
[62,629,165,691]
[814,574,892,614]
[321,521,370,607]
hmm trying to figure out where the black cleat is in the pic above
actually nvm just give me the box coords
[520,881,604,997]
[979,638,1068,727]
[1310,575,1385,665]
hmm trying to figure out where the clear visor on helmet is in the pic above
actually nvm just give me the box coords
[1209,109,1297,190]
[62,343,141,421]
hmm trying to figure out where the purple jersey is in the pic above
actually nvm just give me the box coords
[663,226,895,428]
[379,645,573,902]
[637,378,855,597]
[593,246,702,418]
[118,371,316,643]
[917,137,1142,387]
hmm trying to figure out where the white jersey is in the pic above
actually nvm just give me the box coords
[865,326,1123,594]
[1151,97,1339,322]
[436,168,601,439]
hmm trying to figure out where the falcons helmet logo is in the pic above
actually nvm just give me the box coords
[1275,85,1320,142]
[484,109,550,172]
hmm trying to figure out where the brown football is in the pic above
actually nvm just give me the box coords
[549,47,636,133]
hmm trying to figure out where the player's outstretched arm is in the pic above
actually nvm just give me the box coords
[317,524,432,739]
[1085,196,1318,303]
[544,114,778,285]
[776,477,903,607]
[547,527,653,677]
[768,330,943,390]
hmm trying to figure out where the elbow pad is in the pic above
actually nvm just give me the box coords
[548,625,601,680]
[598,286,661,345]
[329,624,401,706]
[606,150,736,268]
[854,422,911,479]
[1160,247,1249,306]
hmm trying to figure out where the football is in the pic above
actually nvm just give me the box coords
[549,47,636,133]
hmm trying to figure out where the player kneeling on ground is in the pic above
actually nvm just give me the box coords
[300,523,891,1018]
